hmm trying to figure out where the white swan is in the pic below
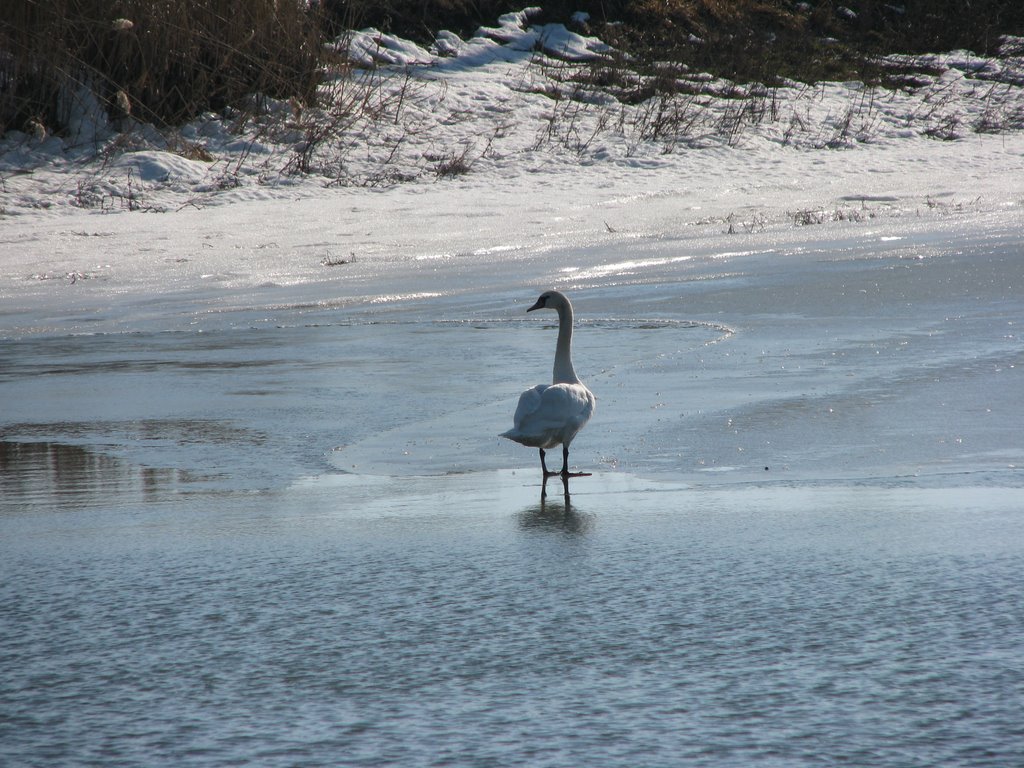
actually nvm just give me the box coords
[501,290,596,477]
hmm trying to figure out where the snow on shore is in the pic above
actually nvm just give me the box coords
[1,14,1022,230]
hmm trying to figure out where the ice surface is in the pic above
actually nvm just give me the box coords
[1,198,1021,489]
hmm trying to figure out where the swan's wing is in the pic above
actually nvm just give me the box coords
[501,383,594,447]
[500,384,549,444]
[512,384,549,428]
[555,383,596,435]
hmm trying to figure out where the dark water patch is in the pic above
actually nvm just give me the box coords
[4,419,267,447]
[0,440,201,511]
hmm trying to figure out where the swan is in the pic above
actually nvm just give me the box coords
[501,290,596,477]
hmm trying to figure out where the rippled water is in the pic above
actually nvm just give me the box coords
[3,456,1023,767]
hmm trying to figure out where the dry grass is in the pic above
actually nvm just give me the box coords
[2,0,1022,147]
[1,0,323,137]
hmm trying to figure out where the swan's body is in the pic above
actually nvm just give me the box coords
[501,290,596,476]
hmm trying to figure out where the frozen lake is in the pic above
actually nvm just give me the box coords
[2,207,1024,766]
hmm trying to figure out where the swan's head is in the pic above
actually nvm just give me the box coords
[527,290,570,313]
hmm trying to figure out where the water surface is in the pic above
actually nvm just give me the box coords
[3,464,1022,767]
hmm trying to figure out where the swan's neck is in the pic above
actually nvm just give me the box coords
[553,302,580,384]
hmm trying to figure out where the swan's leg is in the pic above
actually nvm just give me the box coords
[541,448,561,478]
[560,444,592,478]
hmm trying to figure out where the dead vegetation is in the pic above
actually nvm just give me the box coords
[1,0,323,139]
[2,1,1023,203]
[4,1,1024,140]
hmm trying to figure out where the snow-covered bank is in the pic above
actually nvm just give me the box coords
[2,13,1023,222]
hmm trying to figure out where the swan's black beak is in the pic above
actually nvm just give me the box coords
[527,297,546,313]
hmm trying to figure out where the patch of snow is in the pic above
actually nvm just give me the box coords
[109,151,212,185]
[344,28,434,67]
[475,9,610,60]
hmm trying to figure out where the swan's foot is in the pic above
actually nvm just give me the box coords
[559,446,590,477]
[540,448,591,479]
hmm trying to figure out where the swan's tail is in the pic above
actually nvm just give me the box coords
[500,428,540,447]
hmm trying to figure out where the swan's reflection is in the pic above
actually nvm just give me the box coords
[516,475,593,534]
